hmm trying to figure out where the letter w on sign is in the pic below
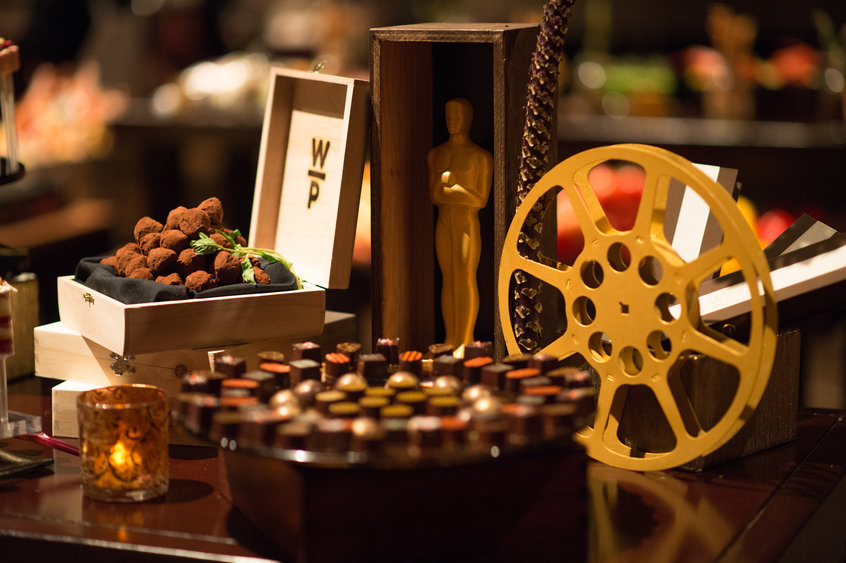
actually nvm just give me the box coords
[307,138,330,208]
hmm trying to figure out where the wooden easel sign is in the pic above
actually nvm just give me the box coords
[251,68,368,290]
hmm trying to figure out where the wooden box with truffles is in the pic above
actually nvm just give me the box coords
[45,67,368,357]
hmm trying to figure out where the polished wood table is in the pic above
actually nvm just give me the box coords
[2,376,845,562]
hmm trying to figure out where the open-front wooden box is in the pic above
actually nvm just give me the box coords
[369,23,543,356]
[56,68,369,357]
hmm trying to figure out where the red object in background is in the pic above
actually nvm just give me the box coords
[770,42,820,88]
[557,163,645,264]
[756,208,795,247]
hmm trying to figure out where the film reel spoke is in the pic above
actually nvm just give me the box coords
[540,330,581,360]
[579,377,621,443]
[632,168,666,236]
[563,181,612,243]
[682,326,747,369]
[675,244,734,291]
[655,377,703,443]
[512,253,571,290]
[574,166,615,235]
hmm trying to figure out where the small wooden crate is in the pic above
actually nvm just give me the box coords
[370,23,541,355]
[56,68,368,357]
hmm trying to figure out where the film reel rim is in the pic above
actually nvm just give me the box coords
[498,143,778,471]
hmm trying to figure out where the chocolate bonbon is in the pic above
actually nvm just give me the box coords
[336,373,368,401]
[433,354,462,378]
[214,354,247,378]
[395,391,427,415]
[386,371,420,392]
[315,390,347,414]
[358,353,388,385]
[529,352,559,374]
[427,343,454,358]
[257,350,286,365]
[291,341,322,362]
[259,362,291,388]
[181,370,225,395]
[462,356,492,385]
[504,368,540,394]
[480,363,512,389]
[358,396,390,418]
[375,337,400,367]
[501,353,531,370]
[289,359,321,385]
[547,366,594,389]
[336,342,361,366]
[462,340,493,360]
[323,352,351,386]
[328,401,360,419]
[292,379,325,408]
[242,369,280,399]
[398,350,423,376]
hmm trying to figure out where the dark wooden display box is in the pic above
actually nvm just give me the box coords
[369,23,544,355]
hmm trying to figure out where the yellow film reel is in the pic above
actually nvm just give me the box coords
[498,144,778,471]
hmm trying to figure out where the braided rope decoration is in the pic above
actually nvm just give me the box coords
[513,0,577,353]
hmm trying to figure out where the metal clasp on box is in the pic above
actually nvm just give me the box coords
[83,292,95,307]
[109,353,135,376]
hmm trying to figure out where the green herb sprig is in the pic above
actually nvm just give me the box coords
[190,229,303,289]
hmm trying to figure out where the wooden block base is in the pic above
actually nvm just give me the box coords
[35,312,356,394]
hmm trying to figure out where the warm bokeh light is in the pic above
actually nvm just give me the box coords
[109,440,129,468]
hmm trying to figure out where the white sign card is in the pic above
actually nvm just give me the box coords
[664,164,739,263]
[275,102,347,287]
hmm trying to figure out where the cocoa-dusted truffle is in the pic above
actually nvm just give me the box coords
[179,208,211,238]
[139,232,161,254]
[129,267,154,280]
[248,256,271,285]
[254,265,270,285]
[214,251,242,285]
[221,228,247,247]
[116,242,142,257]
[115,250,141,276]
[186,270,217,292]
[165,206,187,231]
[176,248,206,278]
[160,229,188,253]
[210,232,231,248]
[156,272,183,285]
[134,216,163,242]
[100,255,117,267]
[147,247,177,277]
[124,254,148,277]
[198,197,223,226]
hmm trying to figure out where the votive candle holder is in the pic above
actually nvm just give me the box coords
[77,384,169,502]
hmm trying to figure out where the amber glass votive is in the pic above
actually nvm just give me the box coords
[77,385,169,502]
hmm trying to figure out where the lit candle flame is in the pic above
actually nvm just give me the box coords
[110,440,129,467]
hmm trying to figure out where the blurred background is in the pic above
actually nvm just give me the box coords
[1,0,845,404]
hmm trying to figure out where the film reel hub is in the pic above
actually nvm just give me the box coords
[569,235,681,382]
